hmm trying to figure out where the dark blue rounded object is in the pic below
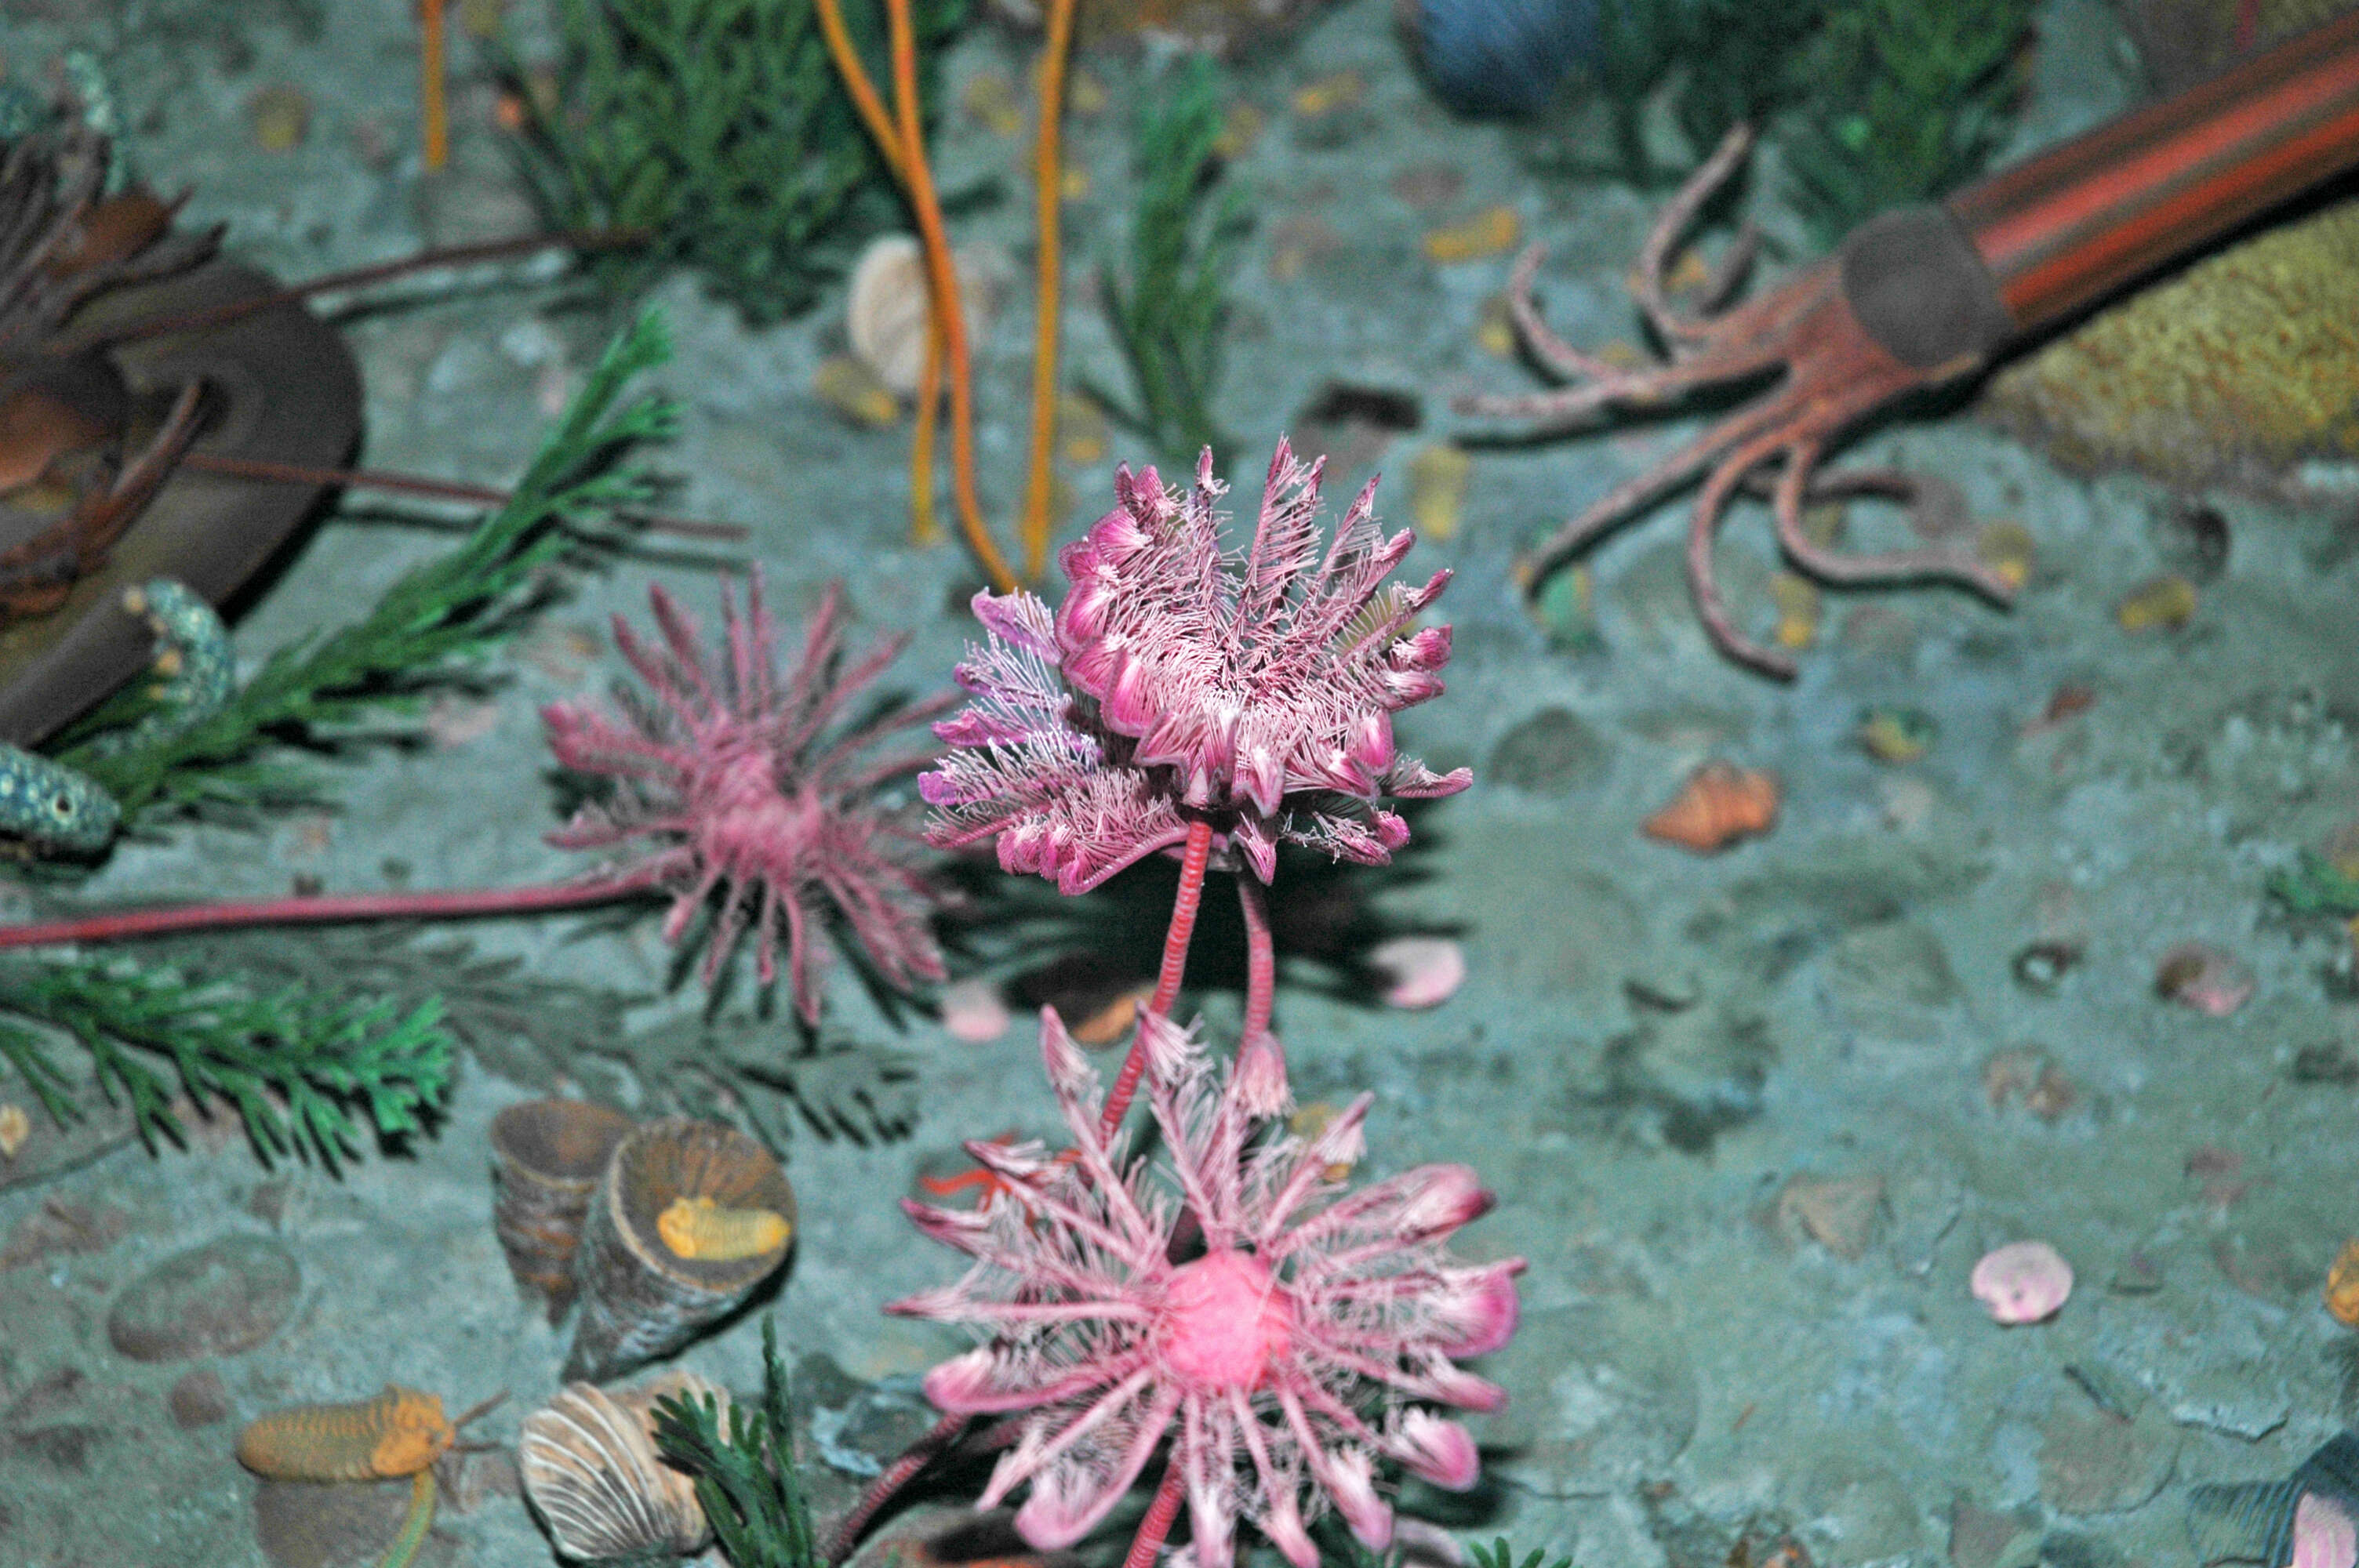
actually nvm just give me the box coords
[1402,0,1600,118]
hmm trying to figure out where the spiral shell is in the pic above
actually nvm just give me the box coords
[519,1374,724,1562]
[564,1118,795,1382]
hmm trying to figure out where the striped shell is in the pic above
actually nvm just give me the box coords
[518,1374,723,1562]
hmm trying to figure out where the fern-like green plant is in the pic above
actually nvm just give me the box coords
[0,951,452,1170]
[1467,1539,1577,1568]
[501,0,965,323]
[1091,54,1247,474]
[2268,851,2359,918]
[652,1317,821,1568]
[1783,0,2034,249]
[53,310,678,831]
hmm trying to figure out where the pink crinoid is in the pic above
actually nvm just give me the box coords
[541,570,950,1022]
[921,441,1470,893]
[890,1009,1523,1568]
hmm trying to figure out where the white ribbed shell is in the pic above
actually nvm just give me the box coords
[518,1374,725,1562]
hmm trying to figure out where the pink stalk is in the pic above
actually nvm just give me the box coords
[1100,818,1215,1139]
[0,862,664,950]
[1121,1459,1189,1568]
[1237,873,1274,1044]
[823,1409,974,1566]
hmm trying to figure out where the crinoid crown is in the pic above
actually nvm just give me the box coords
[892,1008,1522,1568]
[542,571,950,1022]
[921,441,1470,891]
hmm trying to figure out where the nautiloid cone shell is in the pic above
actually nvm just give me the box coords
[563,1118,795,1382]
[489,1098,634,1323]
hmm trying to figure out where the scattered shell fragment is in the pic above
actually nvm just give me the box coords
[1777,1174,1885,1261]
[1972,1240,2073,1325]
[940,978,1012,1044]
[1070,986,1148,1047]
[1212,102,1267,158]
[520,1374,723,1561]
[2154,942,2254,1016]
[2117,572,2198,631]
[813,354,900,427]
[960,70,1023,136]
[1059,393,1108,465]
[1423,205,1521,265]
[0,1102,27,1160]
[2326,1240,2359,1327]
[1405,443,1470,541]
[1369,935,1467,1010]
[1983,1047,2077,1120]
[655,1196,793,1263]
[248,85,311,153]
[845,235,1006,397]
[1474,292,1518,358]
[2295,1492,2359,1568]
[1267,216,1343,282]
[1292,71,1367,117]
[1857,706,1936,764]
[1530,563,1601,652]
[1642,761,1779,854]
[1068,70,1107,115]
[1768,571,1819,651]
[1978,519,2036,591]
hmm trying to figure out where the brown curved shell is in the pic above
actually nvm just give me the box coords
[563,1118,795,1382]
[845,235,1005,397]
[490,1098,634,1323]
[519,1374,723,1562]
[0,257,362,745]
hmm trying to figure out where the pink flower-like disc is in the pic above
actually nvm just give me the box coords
[2294,1492,2358,1568]
[1970,1240,2072,1325]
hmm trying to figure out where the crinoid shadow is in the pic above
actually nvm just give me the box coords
[936,796,1465,1022]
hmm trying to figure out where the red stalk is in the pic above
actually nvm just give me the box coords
[1237,873,1274,1045]
[1100,818,1214,1138]
[1121,1460,1189,1568]
[823,1409,973,1566]
[0,862,664,950]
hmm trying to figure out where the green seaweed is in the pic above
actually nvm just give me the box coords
[1580,0,1825,187]
[1783,0,2034,248]
[0,949,452,1171]
[2268,851,2359,918]
[500,0,965,324]
[652,1318,822,1568]
[1089,55,1247,474]
[52,310,677,832]
[1468,1541,1579,1568]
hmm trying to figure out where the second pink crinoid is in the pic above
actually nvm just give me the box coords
[542,570,951,1022]
[892,1008,1522,1568]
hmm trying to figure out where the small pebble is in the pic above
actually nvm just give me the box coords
[1972,1240,2072,1324]
[2327,1240,2359,1327]
[1423,206,1521,265]
[2117,573,2198,631]
[1474,292,1518,358]
[1405,442,1470,542]
[1291,71,1366,118]
[246,85,311,153]
[1778,1174,1885,1261]
[1768,572,1819,651]
[1857,706,1936,764]
[940,978,1011,1044]
[812,355,900,428]
[0,1101,27,1160]
[1977,520,2036,591]
[2154,942,2254,1016]
[107,1236,301,1363]
[167,1369,231,1429]
[1369,936,1466,1010]
[960,70,1022,136]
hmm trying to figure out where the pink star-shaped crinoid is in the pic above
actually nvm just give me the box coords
[890,1008,1522,1568]
[541,569,950,1022]
[920,441,1470,892]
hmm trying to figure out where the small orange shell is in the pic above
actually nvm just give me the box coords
[236,1385,454,1481]
[655,1196,793,1263]
[2325,1240,2359,1327]
[1641,761,1779,853]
